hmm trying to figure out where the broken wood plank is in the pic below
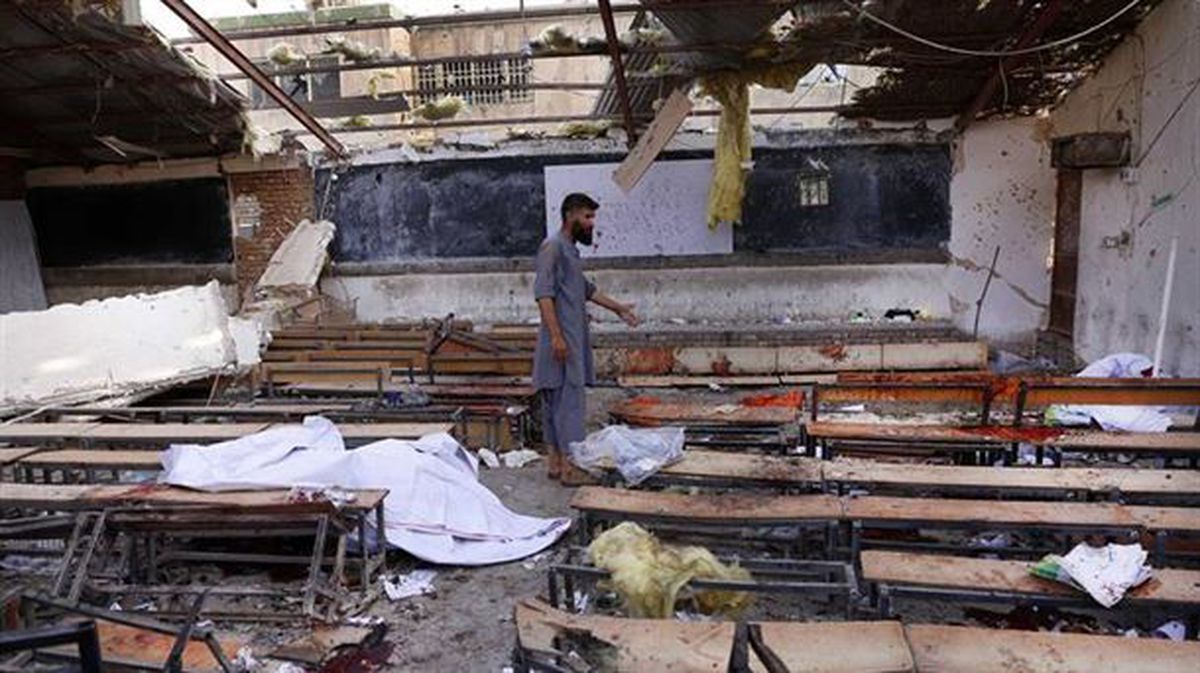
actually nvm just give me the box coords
[905,623,1200,673]
[612,87,693,193]
[861,550,1200,605]
[570,486,841,523]
[515,599,735,673]
[270,625,377,665]
[44,620,241,673]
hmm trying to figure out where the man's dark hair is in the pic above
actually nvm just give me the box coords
[560,192,599,222]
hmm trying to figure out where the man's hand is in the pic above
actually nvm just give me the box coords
[617,303,640,328]
[551,333,569,362]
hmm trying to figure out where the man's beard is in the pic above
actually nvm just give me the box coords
[572,222,594,245]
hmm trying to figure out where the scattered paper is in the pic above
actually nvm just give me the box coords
[477,448,500,469]
[383,569,437,601]
[713,404,739,414]
[501,449,541,468]
[1031,542,1153,607]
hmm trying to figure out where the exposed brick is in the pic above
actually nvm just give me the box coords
[228,167,314,297]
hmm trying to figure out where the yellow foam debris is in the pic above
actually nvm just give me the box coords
[699,62,813,228]
[415,96,465,122]
[587,521,753,618]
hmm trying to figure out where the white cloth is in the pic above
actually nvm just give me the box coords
[160,416,570,565]
[1050,353,1172,432]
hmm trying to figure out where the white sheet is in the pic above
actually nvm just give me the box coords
[160,417,571,565]
[1049,353,1173,432]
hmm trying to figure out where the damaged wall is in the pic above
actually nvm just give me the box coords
[946,117,1056,346]
[229,166,316,299]
[0,281,236,408]
[1050,0,1199,375]
[328,263,949,326]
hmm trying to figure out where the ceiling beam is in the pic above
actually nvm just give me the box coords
[168,1,794,45]
[594,0,637,146]
[954,0,1066,132]
[326,104,848,134]
[158,0,345,159]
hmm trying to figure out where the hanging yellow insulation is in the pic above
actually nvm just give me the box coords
[587,522,753,618]
[699,62,815,228]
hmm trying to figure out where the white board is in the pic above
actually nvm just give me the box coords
[543,159,732,258]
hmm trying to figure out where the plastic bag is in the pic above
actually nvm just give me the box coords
[568,425,684,486]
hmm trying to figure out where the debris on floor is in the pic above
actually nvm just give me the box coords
[587,522,753,618]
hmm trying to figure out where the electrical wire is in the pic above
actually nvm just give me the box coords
[839,0,1144,58]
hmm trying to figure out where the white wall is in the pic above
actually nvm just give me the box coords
[947,117,1057,345]
[1051,0,1199,375]
[326,263,950,326]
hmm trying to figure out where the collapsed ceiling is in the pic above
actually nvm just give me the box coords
[0,1,248,166]
[598,0,1162,125]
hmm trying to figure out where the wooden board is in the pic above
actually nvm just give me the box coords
[0,422,102,440]
[0,483,388,511]
[905,623,1200,673]
[570,487,842,523]
[611,400,797,427]
[658,450,823,484]
[0,447,43,465]
[824,461,1200,496]
[46,620,242,673]
[612,87,694,193]
[845,495,1143,529]
[861,550,1200,605]
[515,600,734,673]
[20,449,161,470]
[338,422,454,440]
[84,423,273,442]
[755,621,915,673]
[618,375,786,388]
[807,422,1200,453]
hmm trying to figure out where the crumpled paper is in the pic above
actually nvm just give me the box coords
[1030,542,1153,607]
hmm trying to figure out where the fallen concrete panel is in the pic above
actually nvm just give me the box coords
[0,200,47,313]
[255,218,336,295]
[0,281,235,409]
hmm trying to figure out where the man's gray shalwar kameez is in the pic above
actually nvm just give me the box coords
[532,230,595,450]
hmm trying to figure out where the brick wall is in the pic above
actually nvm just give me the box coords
[228,166,314,299]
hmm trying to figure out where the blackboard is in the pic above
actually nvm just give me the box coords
[738,145,951,252]
[321,143,951,263]
[26,178,232,266]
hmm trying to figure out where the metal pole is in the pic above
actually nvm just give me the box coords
[157,0,347,159]
[596,0,638,146]
[1152,236,1179,376]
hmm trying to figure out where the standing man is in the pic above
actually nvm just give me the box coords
[533,193,639,479]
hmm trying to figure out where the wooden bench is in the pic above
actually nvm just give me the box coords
[593,449,1200,503]
[610,399,799,428]
[823,460,1200,502]
[805,420,1200,463]
[514,599,1200,672]
[571,487,1200,561]
[0,421,455,448]
[3,483,389,622]
[861,550,1200,625]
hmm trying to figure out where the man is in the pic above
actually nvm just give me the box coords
[533,193,639,479]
